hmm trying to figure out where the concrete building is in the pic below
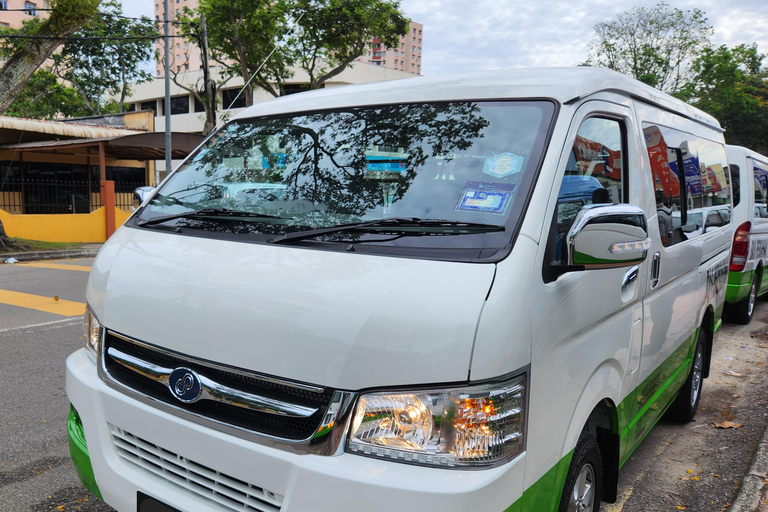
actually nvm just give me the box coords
[356,22,424,75]
[0,0,49,28]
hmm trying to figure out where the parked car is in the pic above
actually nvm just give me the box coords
[672,205,731,239]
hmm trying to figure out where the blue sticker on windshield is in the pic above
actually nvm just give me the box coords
[482,153,524,178]
[456,181,515,214]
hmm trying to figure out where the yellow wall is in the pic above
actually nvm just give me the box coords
[0,207,131,242]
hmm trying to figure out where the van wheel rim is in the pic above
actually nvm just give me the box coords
[568,463,595,512]
[691,343,704,406]
[748,279,757,317]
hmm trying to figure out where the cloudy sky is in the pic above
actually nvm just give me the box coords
[120,0,768,76]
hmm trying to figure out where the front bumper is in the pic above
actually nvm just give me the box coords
[66,348,525,512]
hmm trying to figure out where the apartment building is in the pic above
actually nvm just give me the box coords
[0,0,50,67]
[0,0,49,29]
[356,22,423,75]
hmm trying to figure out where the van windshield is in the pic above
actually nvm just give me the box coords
[137,101,555,260]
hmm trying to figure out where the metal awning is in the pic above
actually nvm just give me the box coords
[0,132,206,160]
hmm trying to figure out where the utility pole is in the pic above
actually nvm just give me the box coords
[200,14,216,135]
[162,0,172,186]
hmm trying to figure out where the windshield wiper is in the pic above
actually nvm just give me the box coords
[137,208,284,227]
[267,217,504,244]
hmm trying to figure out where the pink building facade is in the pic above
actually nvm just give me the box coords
[356,22,423,75]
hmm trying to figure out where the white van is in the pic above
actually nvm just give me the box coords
[66,68,732,512]
[724,145,768,323]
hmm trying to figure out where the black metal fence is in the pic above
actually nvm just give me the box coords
[0,179,144,214]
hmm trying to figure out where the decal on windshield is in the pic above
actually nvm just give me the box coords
[455,181,515,214]
[482,153,524,178]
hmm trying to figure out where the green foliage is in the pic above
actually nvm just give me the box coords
[290,0,409,89]
[198,0,294,100]
[688,44,768,154]
[52,0,157,115]
[197,0,409,100]
[585,2,713,93]
[4,70,88,119]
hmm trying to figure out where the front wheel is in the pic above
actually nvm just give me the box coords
[559,431,602,512]
[667,329,705,423]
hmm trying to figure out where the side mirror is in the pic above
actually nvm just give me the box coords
[567,204,651,269]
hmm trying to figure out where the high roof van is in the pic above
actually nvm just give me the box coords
[67,67,732,512]
[725,145,768,323]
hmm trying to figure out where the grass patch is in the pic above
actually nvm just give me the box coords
[0,238,82,253]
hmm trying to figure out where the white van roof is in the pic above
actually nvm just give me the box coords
[233,67,722,131]
[727,145,768,163]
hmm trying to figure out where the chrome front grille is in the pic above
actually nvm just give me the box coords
[111,426,283,512]
[101,331,339,441]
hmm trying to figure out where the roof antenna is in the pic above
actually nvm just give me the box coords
[227,11,306,110]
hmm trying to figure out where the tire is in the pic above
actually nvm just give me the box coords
[667,329,705,423]
[730,273,758,324]
[559,431,602,512]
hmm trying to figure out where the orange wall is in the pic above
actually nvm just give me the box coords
[0,207,131,243]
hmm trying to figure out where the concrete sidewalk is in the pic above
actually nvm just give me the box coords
[1,243,103,263]
[729,421,768,512]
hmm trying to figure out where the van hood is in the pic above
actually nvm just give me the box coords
[88,228,496,390]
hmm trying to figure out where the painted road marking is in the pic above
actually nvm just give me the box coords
[0,290,85,317]
[18,262,91,272]
[0,318,81,334]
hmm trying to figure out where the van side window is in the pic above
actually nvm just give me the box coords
[552,117,625,264]
[754,159,768,204]
[642,124,731,246]
[731,164,741,207]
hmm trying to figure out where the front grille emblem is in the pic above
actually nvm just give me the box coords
[169,368,203,403]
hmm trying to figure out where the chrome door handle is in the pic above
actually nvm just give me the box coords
[622,265,639,288]
[650,252,661,287]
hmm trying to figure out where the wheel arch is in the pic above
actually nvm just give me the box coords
[560,362,623,504]
[700,305,715,379]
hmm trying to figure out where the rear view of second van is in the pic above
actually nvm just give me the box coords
[725,145,768,323]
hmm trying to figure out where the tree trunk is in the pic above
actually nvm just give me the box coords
[0,0,101,114]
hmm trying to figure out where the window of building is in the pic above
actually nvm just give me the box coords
[194,97,205,113]
[222,88,247,109]
[419,29,422,35]
[413,28,416,33]
[0,2,8,10]
[412,46,415,52]
[140,100,157,114]
[24,2,37,15]
[124,103,136,112]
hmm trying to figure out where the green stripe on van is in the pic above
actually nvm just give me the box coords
[726,269,755,304]
[504,327,702,511]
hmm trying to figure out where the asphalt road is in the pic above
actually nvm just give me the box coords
[0,257,766,512]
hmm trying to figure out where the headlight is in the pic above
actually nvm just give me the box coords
[83,307,103,364]
[347,373,526,468]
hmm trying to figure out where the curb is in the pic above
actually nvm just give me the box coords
[729,422,768,512]
[1,246,102,263]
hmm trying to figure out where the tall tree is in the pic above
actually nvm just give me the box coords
[585,2,713,93]
[688,44,768,155]
[5,70,87,119]
[0,0,101,114]
[198,0,409,102]
[52,0,157,115]
[289,0,409,90]
[198,0,295,103]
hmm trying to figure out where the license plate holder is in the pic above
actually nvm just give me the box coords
[137,492,182,512]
